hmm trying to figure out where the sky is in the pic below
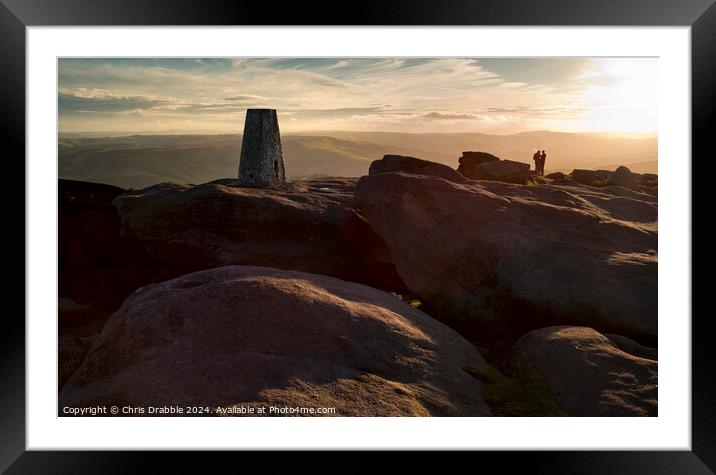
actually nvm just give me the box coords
[58,57,657,136]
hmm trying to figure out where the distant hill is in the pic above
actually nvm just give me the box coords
[58,131,657,189]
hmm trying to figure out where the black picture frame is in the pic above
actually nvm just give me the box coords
[1,0,713,472]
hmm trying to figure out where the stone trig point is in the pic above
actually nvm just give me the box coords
[238,109,286,188]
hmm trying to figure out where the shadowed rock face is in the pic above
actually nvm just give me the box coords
[570,166,657,195]
[466,159,532,184]
[60,266,491,416]
[355,171,657,343]
[457,151,532,184]
[370,154,468,183]
[58,298,109,391]
[545,171,570,181]
[112,178,405,291]
[612,165,638,187]
[238,109,285,188]
[509,326,657,416]
[59,179,160,312]
[570,169,617,187]
[459,151,500,166]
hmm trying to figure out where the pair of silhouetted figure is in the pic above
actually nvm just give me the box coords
[533,150,547,175]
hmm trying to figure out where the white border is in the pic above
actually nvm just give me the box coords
[27,27,691,450]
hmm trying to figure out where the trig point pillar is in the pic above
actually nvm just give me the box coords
[238,109,286,188]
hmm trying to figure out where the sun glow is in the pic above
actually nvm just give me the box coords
[58,57,657,136]
[568,58,658,134]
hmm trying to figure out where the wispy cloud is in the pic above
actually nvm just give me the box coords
[225,94,270,103]
[423,111,481,120]
[58,57,657,135]
[59,89,172,113]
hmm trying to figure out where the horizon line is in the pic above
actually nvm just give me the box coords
[58,129,658,139]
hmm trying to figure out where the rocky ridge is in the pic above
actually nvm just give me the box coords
[59,149,658,417]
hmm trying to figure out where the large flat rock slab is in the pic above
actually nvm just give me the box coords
[112,178,403,291]
[60,266,491,416]
[355,172,657,342]
[370,154,468,183]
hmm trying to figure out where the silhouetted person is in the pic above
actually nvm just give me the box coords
[533,150,541,173]
[539,150,547,175]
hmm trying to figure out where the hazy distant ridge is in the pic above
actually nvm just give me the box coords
[58,131,657,189]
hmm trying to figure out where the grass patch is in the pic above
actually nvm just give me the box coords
[392,293,424,310]
[464,364,567,417]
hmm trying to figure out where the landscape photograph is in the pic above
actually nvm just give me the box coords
[58,57,657,417]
